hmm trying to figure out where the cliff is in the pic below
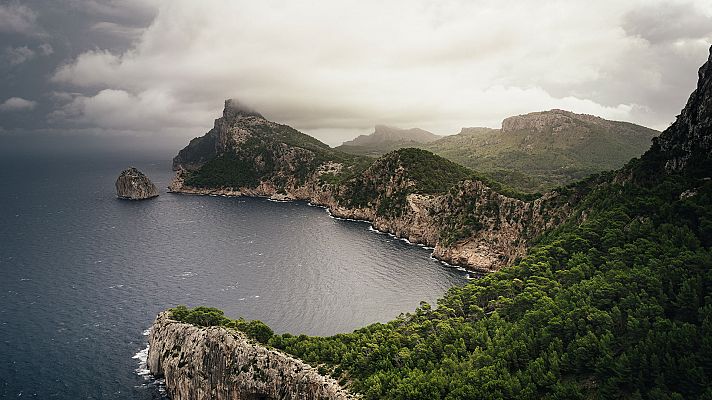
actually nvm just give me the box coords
[648,46,712,174]
[115,167,159,200]
[171,110,575,271]
[147,312,356,400]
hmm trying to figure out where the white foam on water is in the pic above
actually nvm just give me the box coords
[306,197,476,278]
[133,328,169,397]
[133,344,151,377]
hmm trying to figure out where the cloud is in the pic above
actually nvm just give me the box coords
[90,22,144,40]
[65,0,159,21]
[623,1,712,44]
[38,43,53,56]
[51,0,712,145]
[4,46,35,65]
[49,89,211,136]
[0,97,37,111]
[0,3,42,36]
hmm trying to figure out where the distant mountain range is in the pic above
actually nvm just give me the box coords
[336,110,659,192]
[336,125,441,156]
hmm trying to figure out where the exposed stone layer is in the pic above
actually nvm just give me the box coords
[652,46,712,172]
[115,167,159,200]
[148,312,356,400]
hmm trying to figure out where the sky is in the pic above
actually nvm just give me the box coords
[1,0,711,151]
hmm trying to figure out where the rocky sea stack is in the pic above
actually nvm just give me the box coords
[115,167,159,200]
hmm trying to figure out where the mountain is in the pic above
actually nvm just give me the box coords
[335,110,659,193]
[335,125,441,156]
[171,101,579,272]
[156,46,712,399]
[428,110,659,192]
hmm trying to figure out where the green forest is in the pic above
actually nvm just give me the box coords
[173,158,712,398]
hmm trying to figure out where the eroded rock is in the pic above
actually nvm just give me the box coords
[115,167,159,200]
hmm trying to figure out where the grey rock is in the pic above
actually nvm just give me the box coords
[147,312,357,400]
[115,167,159,200]
[652,45,712,173]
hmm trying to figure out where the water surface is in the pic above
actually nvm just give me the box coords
[0,154,468,399]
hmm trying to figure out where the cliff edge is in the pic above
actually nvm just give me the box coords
[649,46,712,174]
[147,312,356,400]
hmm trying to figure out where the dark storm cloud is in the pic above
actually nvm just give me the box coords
[0,2,43,36]
[623,2,712,44]
[1,0,711,148]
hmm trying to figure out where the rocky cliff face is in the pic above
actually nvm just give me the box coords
[170,148,572,272]
[501,109,651,137]
[148,312,355,400]
[650,46,712,173]
[115,167,159,200]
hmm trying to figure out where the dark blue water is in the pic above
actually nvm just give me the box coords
[0,153,468,399]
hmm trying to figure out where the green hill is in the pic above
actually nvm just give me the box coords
[336,110,658,193]
[336,125,442,157]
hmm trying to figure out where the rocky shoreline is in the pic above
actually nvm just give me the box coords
[147,312,357,400]
[167,170,563,273]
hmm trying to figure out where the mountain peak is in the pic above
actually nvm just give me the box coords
[650,45,712,173]
[223,99,264,120]
[501,109,610,133]
[341,125,440,147]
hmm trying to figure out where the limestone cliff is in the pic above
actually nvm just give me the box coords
[148,312,355,400]
[115,167,159,200]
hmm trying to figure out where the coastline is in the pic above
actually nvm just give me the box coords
[167,183,493,275]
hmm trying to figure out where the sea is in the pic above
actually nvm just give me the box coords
[0,151,469,399]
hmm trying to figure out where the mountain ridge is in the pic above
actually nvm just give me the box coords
[336,109,659,192]
[170,103,579,272]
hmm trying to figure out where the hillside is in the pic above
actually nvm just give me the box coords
[336,125,442,157]
[171,101,578,272]
[157,46,712,399]
[336,111,658,193]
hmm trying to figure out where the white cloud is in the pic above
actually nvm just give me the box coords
[0,97,37,112]
[49,89,211,137]
[0,3,42,36]
[51,0,712,145]
[4,46,35,65]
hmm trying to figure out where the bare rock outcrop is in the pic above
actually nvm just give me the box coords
[651,45,712,173]
[147,312,356,400]
[115,167,159,200]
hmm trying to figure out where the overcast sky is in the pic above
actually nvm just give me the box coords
[1,0,711,149]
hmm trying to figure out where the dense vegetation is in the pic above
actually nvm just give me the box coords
[175,159,712,399]
[170,305,274,344]
[267,167,712,399]
[338,148,473,216]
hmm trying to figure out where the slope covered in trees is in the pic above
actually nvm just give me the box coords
[335,111,658,193]
[264,45,712,399]
[170,47,712,399]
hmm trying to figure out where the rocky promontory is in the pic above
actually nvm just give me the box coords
[115,167,159,200]
[147,312,356,400]
[167,100,586,272]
